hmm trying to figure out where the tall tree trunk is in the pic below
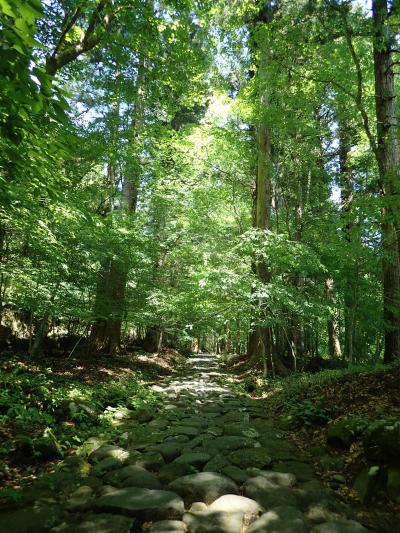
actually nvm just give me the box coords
[90,57,146,354]
[247,0,287,376]
[292,178,305,366]
[326,278,342,359]
[338,120,357,363]
[372,0,400,363]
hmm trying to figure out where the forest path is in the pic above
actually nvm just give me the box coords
[3,354,367,532]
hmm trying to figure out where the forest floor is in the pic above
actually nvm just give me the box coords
[0,352,392,532]
[0,349,182,501]
[229,356,400,531]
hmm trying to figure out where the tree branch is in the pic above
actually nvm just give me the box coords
[46,0,114,75]
[340,11,379,158]
[51,6,82,58]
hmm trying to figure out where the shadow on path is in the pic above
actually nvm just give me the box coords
[0,354,367,532]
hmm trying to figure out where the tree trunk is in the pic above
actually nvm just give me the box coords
[90,57,146,355]
[372,0,400,363]
[326,278,342,359]
[338,120,357,363]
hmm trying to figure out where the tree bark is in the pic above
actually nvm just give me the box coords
[45,0,114,75]
[90,57,146,354]
[372,0,400,363]
[326,278,342,358]
[338,119,357,363]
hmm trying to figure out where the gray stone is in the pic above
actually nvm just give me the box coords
[244,476,300,508]
[65,485,94,511]
[92,487,184,520]
[327,419,366,450]
[81,437,108,457]
[89,445,130,465]
[229,448,272,469]
[209,494,264,516]
[203,454,231,473]
[363,419,400,465]
[179,416,209,428]
[168,426,199,437]
[258,438,297,461]
[148,418,170,430]
[190,502,208,512]
[151,442,183,463]
[271,461,314,482]
[93,456,128,476]
[174,453,211,469]
[221,465,249,484]
[168,472,238,505]
[134,451,165,471]
[247,469,296,488]
[51,514,135,532]
[165,435,190,444]
[313,519,367,532]
[296,480,332,509]
[119,465,161,489]
[158,462,195,485]
[107,465,162,489]
[247,506,307,533]
[305,503,342,525]
[206,426,223,437]
[145,520,186,532]
[182,510,245,533]
[208,436,255,453]
[353,466,380,504]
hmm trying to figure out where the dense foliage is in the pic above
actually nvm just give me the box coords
[0,0,399,371]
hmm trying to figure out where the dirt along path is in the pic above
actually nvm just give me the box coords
[0,354,368,532]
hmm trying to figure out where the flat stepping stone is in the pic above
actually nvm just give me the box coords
[203,454,231,473]
[223,423,259,438]
[221,465,249,484]
[65,485,94,510]
[134,452,165,471]
[246,469,296,488]
[151,443,183,463]
[89,445,130,464]
[182,510,245,533]
[209,494,264,516]
[158,462,195,485]
[148,419,170,430]
[168,472,238,505]
[105,465,162,489]
[179,417,209,428]
[51,514,135,532]
[92,488,184,520]
[228,448,272,469]
[244,476,300,509]
[271,461,314,482]
[168,426,199,437]
[144,519,186,532]
[93,456,128,476]
[247,506,307,533]
[174,452,211,469]
[208,436,255,453]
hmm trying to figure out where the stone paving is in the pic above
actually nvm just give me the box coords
[0,354,368,532]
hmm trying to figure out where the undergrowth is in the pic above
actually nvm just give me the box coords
[0,355,158,496]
